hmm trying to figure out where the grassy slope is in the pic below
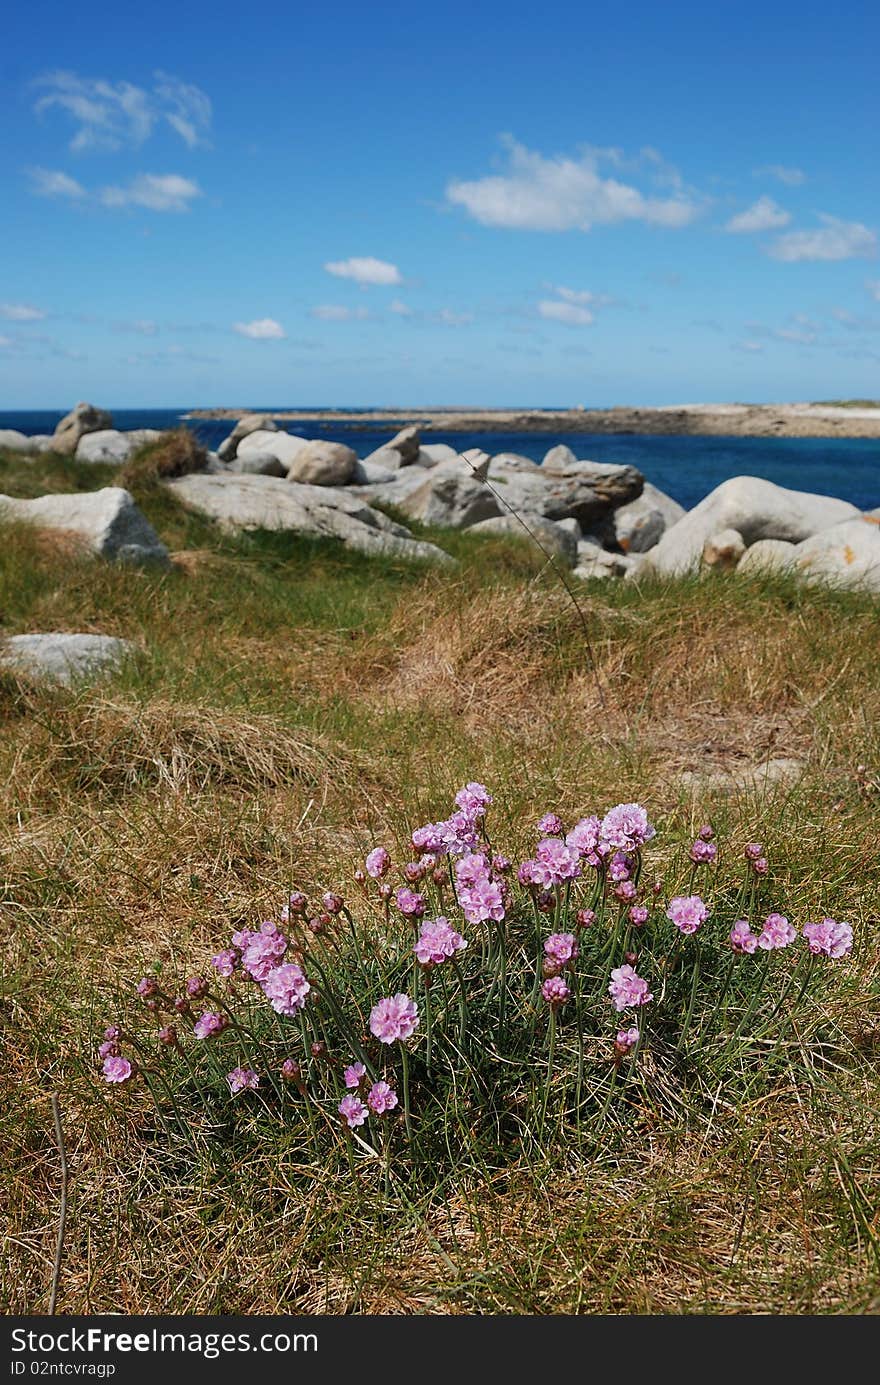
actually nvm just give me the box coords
[1,448,879,1314]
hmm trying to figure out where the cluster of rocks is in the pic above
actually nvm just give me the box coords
[2,405,878,593]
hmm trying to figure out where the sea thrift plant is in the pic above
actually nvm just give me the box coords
[95,784,856,1164]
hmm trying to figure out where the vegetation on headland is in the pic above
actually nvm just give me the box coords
[1,441,879,1315]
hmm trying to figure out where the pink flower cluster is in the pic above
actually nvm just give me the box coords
[544,932,578,970]
[262,962,311,1016]
[369,993,419,1044]
[609,964,653,1012]
[519,837,581,890]
[803,918,852,958]
[411,783,492,860]
[667,895,709,935]
[455,853,506,926]
[542,975,571,1007]
[757,913,796,951]
[236,921,288,983]
[414,916,468,967]
[227,1067,259,1095]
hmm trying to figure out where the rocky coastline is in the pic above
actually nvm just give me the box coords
[185,402,880,439]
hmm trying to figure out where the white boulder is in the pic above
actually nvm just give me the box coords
[167,473,454,565]
[0,487,170,566]
[792,516,880,593]
[613,481,685,554]
[464,514,578,566]
[287,440,357,486]
[52,402,114,455]
[702,528,746,570]
[236,430,309,469]
[217,413,279,462]
[0,633,136,686]
[737,539,797,575]
[645,477,860,577]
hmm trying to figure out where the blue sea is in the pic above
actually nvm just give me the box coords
[3,408,878,513]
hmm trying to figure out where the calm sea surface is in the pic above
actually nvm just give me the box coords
[2,408,878,513]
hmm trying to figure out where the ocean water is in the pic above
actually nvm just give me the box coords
[2,408,878,513]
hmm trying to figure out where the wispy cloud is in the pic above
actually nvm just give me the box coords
[725,196,790,233]
[389,299,412,316]
[733,340,764,353]
[100,173,202,212]
[232,318,286,340]
[536,284,614,327]
[114,318,159,335]
[324,256,402,286]
[754,164,806,186]
[435,308,473,326]
[446,136,702,231]
[0,303,47,322]
[867,279,880,303]
[309,304,370,321]
[768,215,877,262]
[28,167,86,199]
[33,69,212,152]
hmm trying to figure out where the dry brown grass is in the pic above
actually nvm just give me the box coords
[118,427,208,487]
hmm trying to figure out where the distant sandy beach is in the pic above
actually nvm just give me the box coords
[186,402,880,439]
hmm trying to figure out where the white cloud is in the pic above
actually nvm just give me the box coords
[389,299,412,316]
[755,164,806,186]
[0,303,47,322]
[324,256,402,286]
[446,137,701,231]
[309,304,370,321]
[435,308,473,326]
[775,326,817,344]
[116,318,159,335]
[725,196,790,233]
[100,173,202,212]
[734,340,764,353]
[232,318,286,340]
[538,299,594,326]
[33,69,211,152]
[28,167,86,199]
[768,215,877,262]
[867,279,880,303]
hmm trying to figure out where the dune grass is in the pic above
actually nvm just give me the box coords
[1,444,879,1315]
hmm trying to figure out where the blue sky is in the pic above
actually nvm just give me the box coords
[1,0,878,407]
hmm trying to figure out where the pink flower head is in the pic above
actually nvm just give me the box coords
[575,908,596,929]
[280,891,308,923]
[404,861,425,883]
[531,837,581,887]
[458,877,505,926]
[537,812,564,836]
[609,964,653,1011]
[744,842,764,860]
[322,891,344,914]
[803,918,853,959]
[344,1061,367,1089]
[395,886,426,919]
[455,852,491,888]
[212,949,238,978]
[614,880,637,903]
[566,816,602,863]
[414,917,468,966]
[369,993,419,1044]
[280,1058,302,1082]
[261,962,310,1017]
[454,781,492,816]
[629,904,649,926]
[137,976,159,999]
[364,846,391,878]
[600,802,656,852]
[193,1011,228,1039]
[690,839,718,864]
[542,975,571,1006]
[240,923,287,983]
[730,919,758,954]
[158,1025,177,1046]
[757,913,796,950]
[615,1026,640,1054]
[226,1067,259,1095]
[98,1038,118,1060]
[752,857,769,876]
[102,1055,133,1084]
[412,822,447,855]
[185,975,207,999]
[698,824,714,841]
[366,1081,398,1115]
[492,854,512,874]
[667,895,709,936]
[231,927,255,952]
[338,1095,369,1128]
[439,811,480,857]
[544,932,578,968]
[608,851,633,883]
[104,1025,120,1041]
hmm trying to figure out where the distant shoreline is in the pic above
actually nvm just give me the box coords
[184,402,880,439]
